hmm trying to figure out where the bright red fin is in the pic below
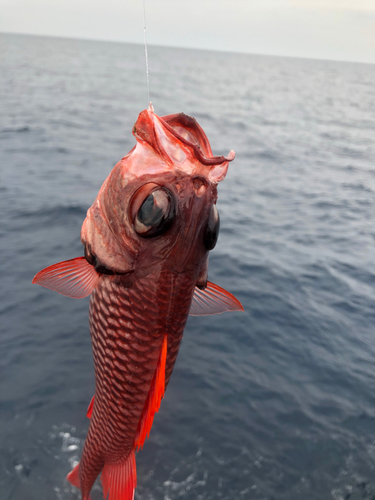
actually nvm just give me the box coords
[189,281,244,316]
[32,257,99,298]
[101,450,137,500]
[86,395,95,419]
[134,334,168,451]
[67,463,80,488]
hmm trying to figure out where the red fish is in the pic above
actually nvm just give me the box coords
[33,109,243,500]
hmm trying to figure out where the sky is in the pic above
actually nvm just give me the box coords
[1,0,374,64]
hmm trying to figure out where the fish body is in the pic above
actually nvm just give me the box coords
[33,109,243,500]
[82,271,193,498]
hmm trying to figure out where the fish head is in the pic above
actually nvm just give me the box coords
[81,109,235,286]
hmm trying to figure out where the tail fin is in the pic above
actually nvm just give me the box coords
[67,463,80,488]
[101,450,137,500]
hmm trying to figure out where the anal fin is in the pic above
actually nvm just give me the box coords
[86,395,95,419]
[67,463,80,488]
[101,450,137,500]
[134,334,168,451]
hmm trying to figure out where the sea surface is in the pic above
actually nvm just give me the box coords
[1,33,375,500]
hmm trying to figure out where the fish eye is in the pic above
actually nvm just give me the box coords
[204,204,220,250]
[134,187,175,238]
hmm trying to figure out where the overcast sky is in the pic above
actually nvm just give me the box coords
[1,0,374,63]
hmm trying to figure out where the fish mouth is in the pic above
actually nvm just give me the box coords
[133,109,235,173]
[161,113,235,166]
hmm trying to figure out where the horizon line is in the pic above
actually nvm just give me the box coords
[1,30,374,67]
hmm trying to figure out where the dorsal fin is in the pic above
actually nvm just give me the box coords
[134,334,168,451]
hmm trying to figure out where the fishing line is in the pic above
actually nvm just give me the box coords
[142,0,153,111]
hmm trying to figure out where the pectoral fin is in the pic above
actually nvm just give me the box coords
[189,281,244,316]
[32,257,99,298]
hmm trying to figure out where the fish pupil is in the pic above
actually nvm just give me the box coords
[204,204,220,250]
[138,195,163,227]
[135,188,175,238]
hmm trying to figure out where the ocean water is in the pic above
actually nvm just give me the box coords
[1,33,375,500]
